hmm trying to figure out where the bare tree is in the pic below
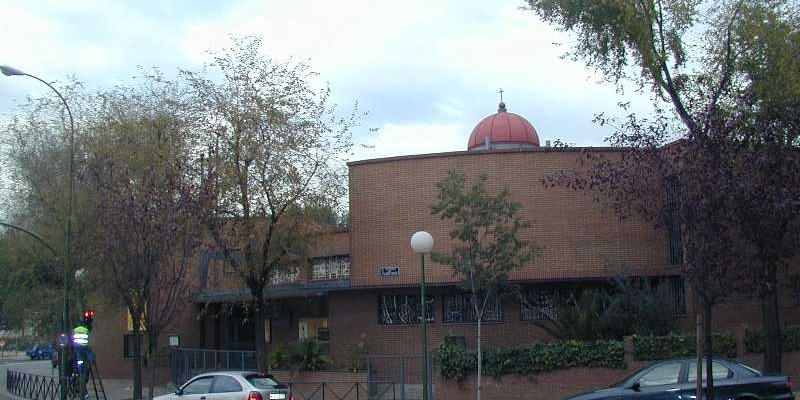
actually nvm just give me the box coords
[185,36,361,369]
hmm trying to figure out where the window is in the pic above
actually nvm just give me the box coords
[211,376,243,393]
[665,176,684,265]
[670,276,687,317]
[245,374,280,389]
[443,293,503,323]
[182,376,214,395]
[687,362,732,382]
[298,318,328,341]
[312,255,351,280]
[270,268,299,285]
[521,288,558,321]
[123,334,146,359]
[378,294,434,325]
[638,362,682,387]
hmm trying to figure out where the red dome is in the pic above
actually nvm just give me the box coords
[467,103,540,151]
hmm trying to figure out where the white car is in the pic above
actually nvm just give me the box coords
[155,371,292,400]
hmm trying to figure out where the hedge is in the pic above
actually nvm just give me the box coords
[745,325,800,353]
[633,333,737,360]
[435,339,625,382]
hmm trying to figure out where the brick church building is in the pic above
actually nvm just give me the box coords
[93,101,798,381]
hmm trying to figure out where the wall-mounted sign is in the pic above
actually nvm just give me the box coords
[380,266,400,277]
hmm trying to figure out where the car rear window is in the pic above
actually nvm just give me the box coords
[735,362,761,376]
[245,374,280,389]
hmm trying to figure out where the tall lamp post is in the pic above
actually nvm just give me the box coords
[410,231,433,400]
[2,65,76,400]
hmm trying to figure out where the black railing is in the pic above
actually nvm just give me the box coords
[169,348,258,385]
[5,369,87,400]
[288,382,396,400]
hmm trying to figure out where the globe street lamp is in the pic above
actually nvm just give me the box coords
[410,231,433,400]
[2,65,76,400]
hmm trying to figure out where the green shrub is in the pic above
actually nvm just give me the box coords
[745,325,800,353]
[268,343,289,370]
[288,339,332,371]
[435,338,625,382]
[633,333,737,360]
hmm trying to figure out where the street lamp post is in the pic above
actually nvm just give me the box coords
[2,65,76,400]
[410,231,434,400]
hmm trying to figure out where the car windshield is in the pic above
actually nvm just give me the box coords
[245,374,280,389]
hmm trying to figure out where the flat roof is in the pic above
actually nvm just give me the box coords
[347,146,628,166]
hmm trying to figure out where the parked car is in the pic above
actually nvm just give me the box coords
[25,343,54,360]
[154,371,292,400]
[564,358,794,400]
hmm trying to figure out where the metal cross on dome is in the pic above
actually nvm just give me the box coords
[498,88,504,103]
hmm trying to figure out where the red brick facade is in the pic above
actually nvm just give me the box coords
[92,147,800,395]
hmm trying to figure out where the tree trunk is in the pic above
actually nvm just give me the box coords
[132,315,143,400]
[476,316,482,400]
[148,338,156,400]
[255,299,268,371]
[695,302,703,400]
[762,278,782,373]
[703,299,714,400]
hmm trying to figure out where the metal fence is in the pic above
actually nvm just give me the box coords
[5,369,95,400]
[169,348,258,385]
[287,382,396,400]
[367,355,432,400]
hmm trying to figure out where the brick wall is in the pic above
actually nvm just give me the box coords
[329,289,572,368]
[434,350,800,400]
[348,149,672,288]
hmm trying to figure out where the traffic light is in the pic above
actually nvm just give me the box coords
[82,309,95,330]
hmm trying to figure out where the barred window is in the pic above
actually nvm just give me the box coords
[521,288,558,321]
[378,294,434,325]
[312,255,351,280]
[670,276,687,317]
[270,268,299,285]
[443,293,503,323]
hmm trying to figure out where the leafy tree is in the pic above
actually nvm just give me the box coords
[0,232,62,334]
[1,79,99,336]
[186,36,361,369]
[526,2,800,397]
[432,170,538,400]
[81,72,205,400]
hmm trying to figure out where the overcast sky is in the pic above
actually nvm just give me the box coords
[1,0,655,162]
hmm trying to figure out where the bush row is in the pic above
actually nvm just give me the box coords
[632,333,737,361]
[436,331,755,381]
[435,339,625,382]
[745,325,800,353]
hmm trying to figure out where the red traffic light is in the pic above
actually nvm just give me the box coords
[83,309,96,320]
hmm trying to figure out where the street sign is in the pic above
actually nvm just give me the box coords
[380,266,400,277]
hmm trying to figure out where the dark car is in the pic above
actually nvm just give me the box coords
[565,358,794,400]
[25,343,55,360]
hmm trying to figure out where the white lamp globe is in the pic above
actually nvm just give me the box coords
[410,231,434,254]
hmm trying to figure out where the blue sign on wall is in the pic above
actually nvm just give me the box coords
[380,266,400,277]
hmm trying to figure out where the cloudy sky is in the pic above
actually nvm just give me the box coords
[1,0,654,162]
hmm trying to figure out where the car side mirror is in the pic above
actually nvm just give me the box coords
[631,382,641,392]
[175,388,183,396]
